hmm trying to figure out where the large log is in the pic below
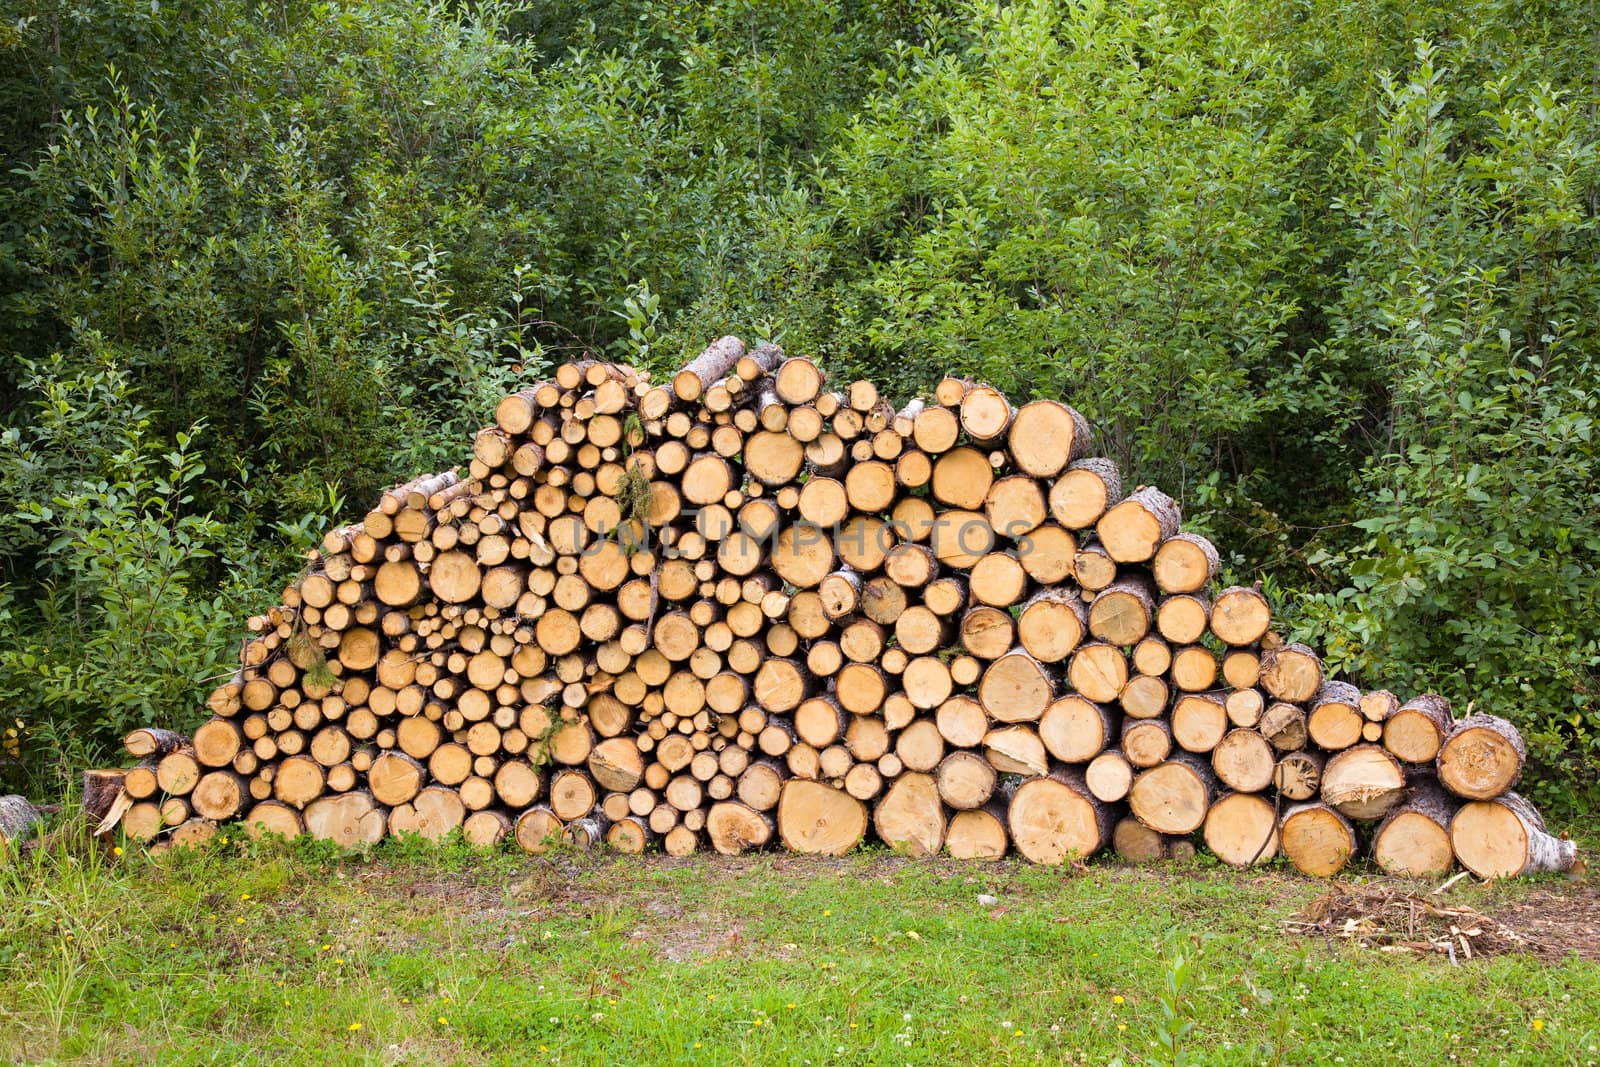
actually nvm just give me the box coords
[1451,792,1578,879]
[1128,755,1216,835]
[776,780,866,855]
[1008,768,1114,864]
[1372,781,1459,877]
[1437,714,1526,799]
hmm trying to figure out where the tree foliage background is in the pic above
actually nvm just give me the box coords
[1,0,1595,812]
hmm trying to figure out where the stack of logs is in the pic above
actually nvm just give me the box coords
[93,337,1578,880]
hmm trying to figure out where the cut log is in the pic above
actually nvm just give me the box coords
[945,806,1009,860]
[1008,768,1113,864]
[1209,586,1271,646]
[1258,701,1308,753]
[463,809,513,847]
[958,385,1013,443]
[123,727,188,759]
[1155,594,1209,645]
[241,800,304,841]
[1203,792,1279,866]
[514,806,565,853]
[874,773,947,857]
[1320,744,1406,821]
[1372,782,1459,877]
[1436,714,1526,799]
[1273,751,1325,802]
[1084,750,1134,802]
[1210,729,1276,793]
[1096,486,1180,563]
[1049,458,1122,529]
[706,801,774,855]
[1121,718,1173,769]
[1170,692,1228,754]
[1383,694,1453,764]
[978,650,1055,724]
[776,780,866,856]
[673,335,746,402]
[191,771,247,821]
[1113,816,1195,863]
[1279,802,1357,877]
[1258,643,1322,704]
[1128,755,1216,835]
[934,750,997,810]
[1306,680,1363,751]
[304,791,387,848]
[1007,400,1089,477]
[1151,533,1219,594]
[1088,575,1156,646]
[1451,792,1578,879]
[1038,695,1116,764]
[982,726,1048,776]
[388,785,466,842]
[368,752,426,806]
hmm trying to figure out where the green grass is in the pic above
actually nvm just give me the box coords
[1,833,1596,1066]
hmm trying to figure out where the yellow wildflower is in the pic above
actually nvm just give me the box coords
[348,1023,362,1032]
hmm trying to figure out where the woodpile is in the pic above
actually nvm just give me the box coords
[89,338,1578,878]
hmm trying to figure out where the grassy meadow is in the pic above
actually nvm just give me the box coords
[2,833,1596,1066]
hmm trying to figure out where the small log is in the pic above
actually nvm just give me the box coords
[1007,400,1089,477]
[1128,754,1216,835]
[388,785,466,842]
[978,650,1056,724]
[1049,458,1123,529]
[1084,750,1134,802]
[514,806,565,853]
[1320,744,1406,821]
[1113,816,1196,864]
[934,751,998,810]
[1088,574,1156,646]
[1038,695,1116,764]
[1151,533,1219,594]
[1210,729,1276,794]
[1258,643,1323,704]
[706,801,775,855]
[1306,680,1363,751]
[945,805,1009,860]
[241,800,304,841]
[1383,694,1453,764]
[1258,701,1308,753]
[123,728,188,759]
[1273,751,1326,802]
[304,791,388,847]
[673,335,746,402]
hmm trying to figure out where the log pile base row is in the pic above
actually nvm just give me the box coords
[87,339,1578,881]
